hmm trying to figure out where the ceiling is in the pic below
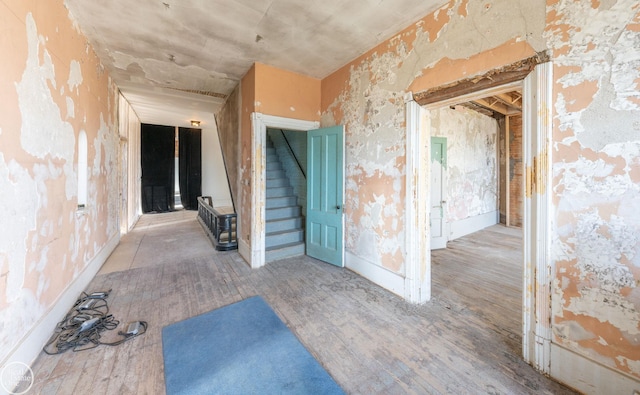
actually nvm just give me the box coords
[457,90,523,118]
[64,0,447,128]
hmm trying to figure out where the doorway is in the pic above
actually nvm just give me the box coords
[263,128,308,263]
[428,89,524,247]
[248,114,345,269]
[178,127,202,210]
[428,86,525,374]
[405,62,554,373]
[247,114,319,268]
[140,123,201,213]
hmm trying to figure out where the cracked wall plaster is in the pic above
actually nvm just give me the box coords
[430,107,498,224]
[548,0,640,378]
[17,14,76,164]
[320,0,640,379]
[322,0,544,273]
[1,4,118,366]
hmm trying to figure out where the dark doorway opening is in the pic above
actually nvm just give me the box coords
[141,124,201,213]
[141,124,175,213]
[178,127,202,210]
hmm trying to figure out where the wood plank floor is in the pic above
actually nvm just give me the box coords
[29,211,577,394]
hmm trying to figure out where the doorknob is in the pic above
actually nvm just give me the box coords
[441,200,446,204]
[336,205,341,209]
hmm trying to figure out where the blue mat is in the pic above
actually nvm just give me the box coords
[162,296,345,395]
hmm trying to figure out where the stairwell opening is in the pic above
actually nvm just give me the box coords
[264,128,307,263]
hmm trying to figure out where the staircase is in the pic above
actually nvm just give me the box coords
[265,136,305,262]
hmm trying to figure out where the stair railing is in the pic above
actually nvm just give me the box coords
[197,196,237,251]
[279,129,305,178]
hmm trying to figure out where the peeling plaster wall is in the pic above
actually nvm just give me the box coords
[318,0,639,382]
[547,0,640,379]
[239,66,256,246]
[430,106,498,227]
[216,85,240,208]
[236,62,321,255]
[0,0,118,366]
[321,0,545,274]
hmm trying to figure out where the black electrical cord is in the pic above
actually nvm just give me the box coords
[43,290,147,355]
[100,321,149,346]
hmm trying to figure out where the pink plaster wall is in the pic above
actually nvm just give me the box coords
[318,0,640,380]
[547,0,640,378]
[0,0,118,364]
[320,0,544,274]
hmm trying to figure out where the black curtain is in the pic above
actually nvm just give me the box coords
[141,124,175,213]
[179,128,202,210]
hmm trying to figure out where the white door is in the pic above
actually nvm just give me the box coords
[430,137,447,249]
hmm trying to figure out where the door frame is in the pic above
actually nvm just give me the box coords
[248,113,319,269]
[404,62,553,373]
[430,136,448,250]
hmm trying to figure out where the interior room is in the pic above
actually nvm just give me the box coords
[1,1,639,394]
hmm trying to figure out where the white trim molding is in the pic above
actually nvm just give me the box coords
[551,344,640,394]
[448,210,499,241]
[522,61,553,374]
[346,252,405,297]
[250,113,319,269]
[407,63,554,380]
[404,94,431,303]
[238,238,251,266]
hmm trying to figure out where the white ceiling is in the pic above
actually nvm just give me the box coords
[64,0,446,127]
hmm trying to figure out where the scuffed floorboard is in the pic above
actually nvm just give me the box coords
[29,212,576,394]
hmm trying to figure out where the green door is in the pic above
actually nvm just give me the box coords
[430,137,447,249]
[306,126,344,267]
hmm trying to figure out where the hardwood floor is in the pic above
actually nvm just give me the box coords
[29,212,577,394]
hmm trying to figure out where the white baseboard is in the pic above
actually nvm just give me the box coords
[449,210,499,241]
[127,212,140,233]
[345,252,405,297]
[1,233,119,386]
[550,343,640,394]
[238,238,251,266]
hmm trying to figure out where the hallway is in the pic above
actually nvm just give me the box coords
[29,212,575,394]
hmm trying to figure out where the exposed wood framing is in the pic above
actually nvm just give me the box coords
[453,102,494,117]
[505,115,510,227]
[471,96,521,116]
[413,52,549,106]
[496,92,522,108]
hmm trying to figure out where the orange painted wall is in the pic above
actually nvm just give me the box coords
[546,0,640,379]
[319,0,546,277]
[255,63,321,122]
[235,62,320,250]
[1,0,118,366]
[318,0,640,383]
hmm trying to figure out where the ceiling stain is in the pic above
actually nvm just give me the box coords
[64,0,446,97]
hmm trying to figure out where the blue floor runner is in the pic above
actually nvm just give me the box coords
[162,296,345,395]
